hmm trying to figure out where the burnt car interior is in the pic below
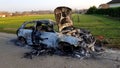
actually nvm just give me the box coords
[35,20,54,32]
[24,21,36,30]
[22,20,55,32]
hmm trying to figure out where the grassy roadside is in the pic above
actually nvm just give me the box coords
[72,14,120,48]
[0,14,120,48]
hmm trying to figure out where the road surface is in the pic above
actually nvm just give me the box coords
[0,32,120,68]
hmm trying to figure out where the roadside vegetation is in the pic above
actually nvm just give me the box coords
[86,6,120,18]
[0,14,120,48]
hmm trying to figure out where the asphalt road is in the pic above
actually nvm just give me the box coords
[0,32,120,68]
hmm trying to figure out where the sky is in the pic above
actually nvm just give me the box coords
[0,0,111,12]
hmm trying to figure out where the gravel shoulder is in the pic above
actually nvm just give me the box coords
[0,32,120,68]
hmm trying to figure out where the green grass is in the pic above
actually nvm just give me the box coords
[0,14,120,48]
[73,14,120,38]
[0,14,55,33]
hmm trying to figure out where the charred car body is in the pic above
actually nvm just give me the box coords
[17,20,55,45]
[17,6,104,59]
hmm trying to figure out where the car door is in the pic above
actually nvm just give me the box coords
[18,21,36,45]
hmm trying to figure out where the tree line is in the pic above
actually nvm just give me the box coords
[86,6,120,18]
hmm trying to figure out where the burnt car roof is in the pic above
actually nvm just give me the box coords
[24,19,54,25]
[20,19,55,29]
[35,20,54,26]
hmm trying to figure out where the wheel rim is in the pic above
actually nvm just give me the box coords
[18,37,27,46]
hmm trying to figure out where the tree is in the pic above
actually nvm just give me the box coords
[86,6,97,14]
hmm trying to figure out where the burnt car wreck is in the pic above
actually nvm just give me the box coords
[16,6,104,59]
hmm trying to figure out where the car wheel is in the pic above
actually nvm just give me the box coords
[58,42,74,54]
[18,37,27,46]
